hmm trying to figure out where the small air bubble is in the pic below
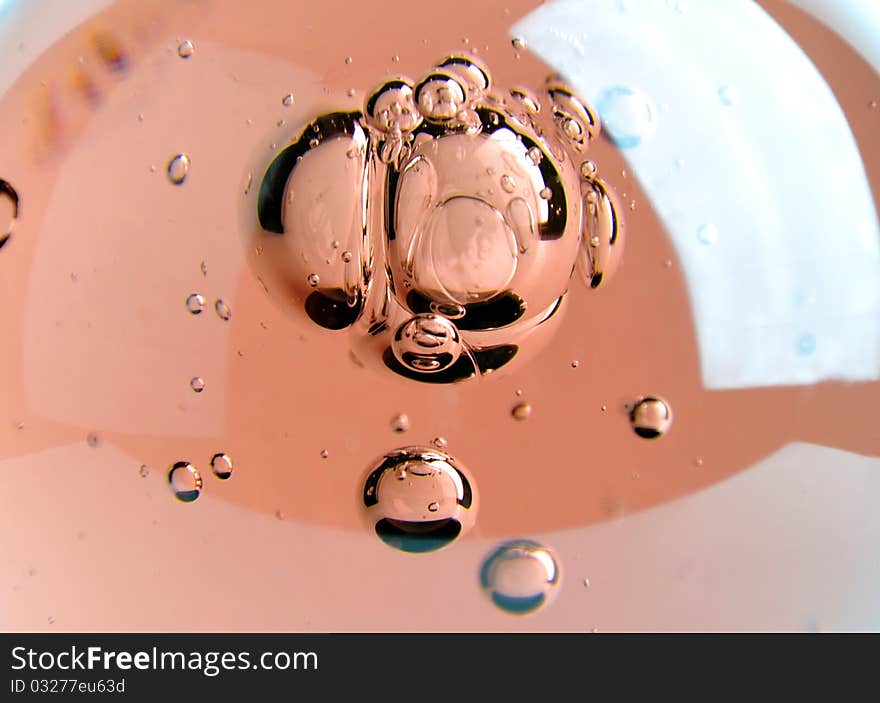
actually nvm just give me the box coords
[511,402,532,421]
[307,273,320,287]
[391,413,410,433]
[1,179,21,250]
[200,260,208,276]
[718,83,737,106]
[177,40,194,59]
[168,461,202,502]
[797,332,816,356]
[344,55,353,65]
[427,501,440,512]
[579,160,597,178]
[167,153,190,185]
[341,250,353,263]
[190,377,206,393]
[583,577,591,588]
[695,457,704,467]
[320,449,329,459]
[511,36,526,51]
[432,436,448,450]
[571,360,580,368]
[139,464,150,478]
[186,293,205,315]
[539,187,552,200]
[500,174,516,193]
[629,396,673,439]
[696,223,719,246]
[282,92,294,107]
[210,452,233,479]
[214,299,231,321]
[527,146,543,165]
[86,433,100,448]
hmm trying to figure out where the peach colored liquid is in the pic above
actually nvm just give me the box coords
[0,0,878,631]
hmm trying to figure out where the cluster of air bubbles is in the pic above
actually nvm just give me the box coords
[166,453,235,501]
[629,396,673,439]
[480,540,561,615]
[167,153,190,185]
[0,179,20,250]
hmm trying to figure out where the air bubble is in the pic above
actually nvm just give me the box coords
[432,436,448,449]
[479,540,561,615]
[562,118,582,140]
[362,446,477,553]
[579,160,597,179]
[392,314,463,374]
[718,83,737,106]
[200,260,208,276]
[307,273,320,287]
[594,85,657,149]
[629,396,673,439]
[571,360,580,368]
[86,433,100,448]
[341,250,353,263]
[167,153,190,185]
[539,187,552,200]
[391,413,411,433]
[177,40,194,59]
[797,332,816,356]
[526,147,543,165]
[139,464,150,478]
[214,299,231,321]
[344,55,353,65]
[320,449,329,459]
[168,461,202,502]
[210,452,233,480]
[282,92,294,107]
[696,223,719,245]
[500,174,516,193]
[511,402,532,421]
[190,376,206,393]
[511,36,526,52]
[0,179,20,250]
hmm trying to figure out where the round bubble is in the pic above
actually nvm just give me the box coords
[479,540,561,615]
[595,85,657,149]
